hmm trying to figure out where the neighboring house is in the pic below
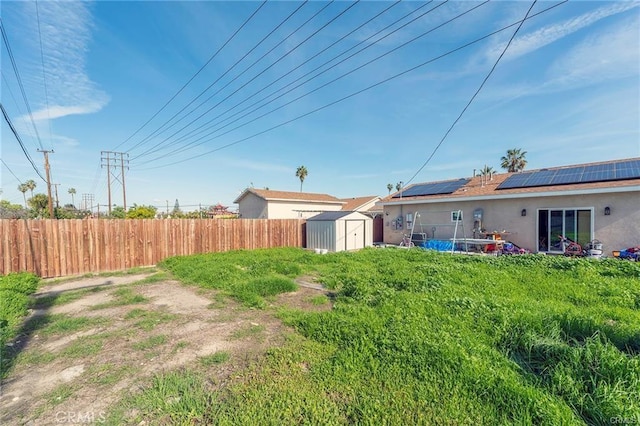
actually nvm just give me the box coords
[340,196,382,214]
[234,188,344,219]
[206,203,237,218]
[340,195,383,242]
[380,158,640,255]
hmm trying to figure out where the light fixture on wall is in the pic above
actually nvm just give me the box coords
[521,209,527,217]
[604,206,611,216]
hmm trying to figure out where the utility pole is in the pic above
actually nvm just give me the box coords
[82,193,95,213]
[101,151,128,214]
[38,149,55,219]
[52,183,60,208]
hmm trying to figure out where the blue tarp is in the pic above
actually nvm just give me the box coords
[421,240,454,251]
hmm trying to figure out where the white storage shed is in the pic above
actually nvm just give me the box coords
[307,211,373,252]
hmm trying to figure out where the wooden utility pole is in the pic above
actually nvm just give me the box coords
[38,149,55,218]
[52,183,60,208]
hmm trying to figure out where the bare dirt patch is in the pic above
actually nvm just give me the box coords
[0,274,330,425]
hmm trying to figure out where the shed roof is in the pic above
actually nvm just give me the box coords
[382,157,640,204]
[308,211,370,221]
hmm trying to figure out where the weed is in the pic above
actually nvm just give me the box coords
[199,351,230,366]
[90,287,147,310]
[230,324,265,341]
[132,335,168,351]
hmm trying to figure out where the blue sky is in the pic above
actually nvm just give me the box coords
[1,1,639,212]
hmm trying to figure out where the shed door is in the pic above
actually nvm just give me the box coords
[345,220,365,251]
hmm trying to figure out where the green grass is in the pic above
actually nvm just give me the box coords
[132,334,168,351]
[1,273,40,374]
[90,287,147,310]
[124,308,177,331]
[230,324,265,341]
[31,286,108,309]
[200,351,230,366]
[111,248,640,424]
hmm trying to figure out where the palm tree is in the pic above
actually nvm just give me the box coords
[25,179,37,197]
[500,148,527,172]
[18,183,28,207]
[295,166,308,192]
[479,165,494,176]
[68,187,76,207]
[386,183,393,194]
[395,182,403,192]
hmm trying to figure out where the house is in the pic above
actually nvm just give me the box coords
[380,158,640,255]
[306,211,373,252]
[234,188,344,219]
[340,195,383,242]
[206,203,237,218]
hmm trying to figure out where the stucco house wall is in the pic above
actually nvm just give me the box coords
[384,190,640,254]
[237,192,269,219]
[266,201,343,219]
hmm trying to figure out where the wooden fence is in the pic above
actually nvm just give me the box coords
[0,219,305,278]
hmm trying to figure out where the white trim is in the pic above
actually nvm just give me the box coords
[536,207,594,254]
[380,185,640,206]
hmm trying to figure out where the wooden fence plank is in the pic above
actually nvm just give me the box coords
[1,219,305,277]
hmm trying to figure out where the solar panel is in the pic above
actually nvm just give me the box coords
[393,179,470,198]
[524,169,556,187]
[496,172,534,189]
[551,166,584,185]
[498,159,640,190]
[615,160,640,179]
[581,164,614,183]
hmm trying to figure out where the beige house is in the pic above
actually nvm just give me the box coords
[340,196,382,214]
[381,158,640,255]
[234,188,344,219]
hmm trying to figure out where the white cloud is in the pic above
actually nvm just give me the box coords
[15,2,109,123]
[486,2,640,62]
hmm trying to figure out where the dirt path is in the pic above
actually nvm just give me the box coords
[0,274,330,425]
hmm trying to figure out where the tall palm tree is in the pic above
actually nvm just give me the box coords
[18,183,28,207]
[68,187,76,207]
[396,182,403,192]
[295,166,308,192]
[386,183,393,194]
[25,179,37,197]
[500,149,527,172]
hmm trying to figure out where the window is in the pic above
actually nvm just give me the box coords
[451,210,463,222]
[537,208,592,253]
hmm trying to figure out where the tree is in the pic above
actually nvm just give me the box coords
[295,166,308,192]
[27,193,49,218]
[68,187,76,207]
[18,183,28,207]
[25,179,37,198]
[479,165,494,176]
[500,148,527,173]
[395,182,403,192]
[172,199,182,216]
[126,204,157,219]
[387,183,393,194]
[109,206,126,219]
[0,200,27,219]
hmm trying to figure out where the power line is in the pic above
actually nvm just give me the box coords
[135,0,409,161]
[0,18,45,151]
[35,0,54,150]
[1,158,24,185]
[404,0,545,187]
[136,1,566,171]
[131,0,356,161]
[113,0,268,151]
[143,0,447,162]
[1,70,38,142]
[134,0,460,165]
[1,102,46,181]
[124,1,309,154]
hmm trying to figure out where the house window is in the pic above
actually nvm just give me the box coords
[537,208,593,253]
[451,210,463,222]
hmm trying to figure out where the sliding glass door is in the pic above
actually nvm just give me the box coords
[537,208,593,253]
